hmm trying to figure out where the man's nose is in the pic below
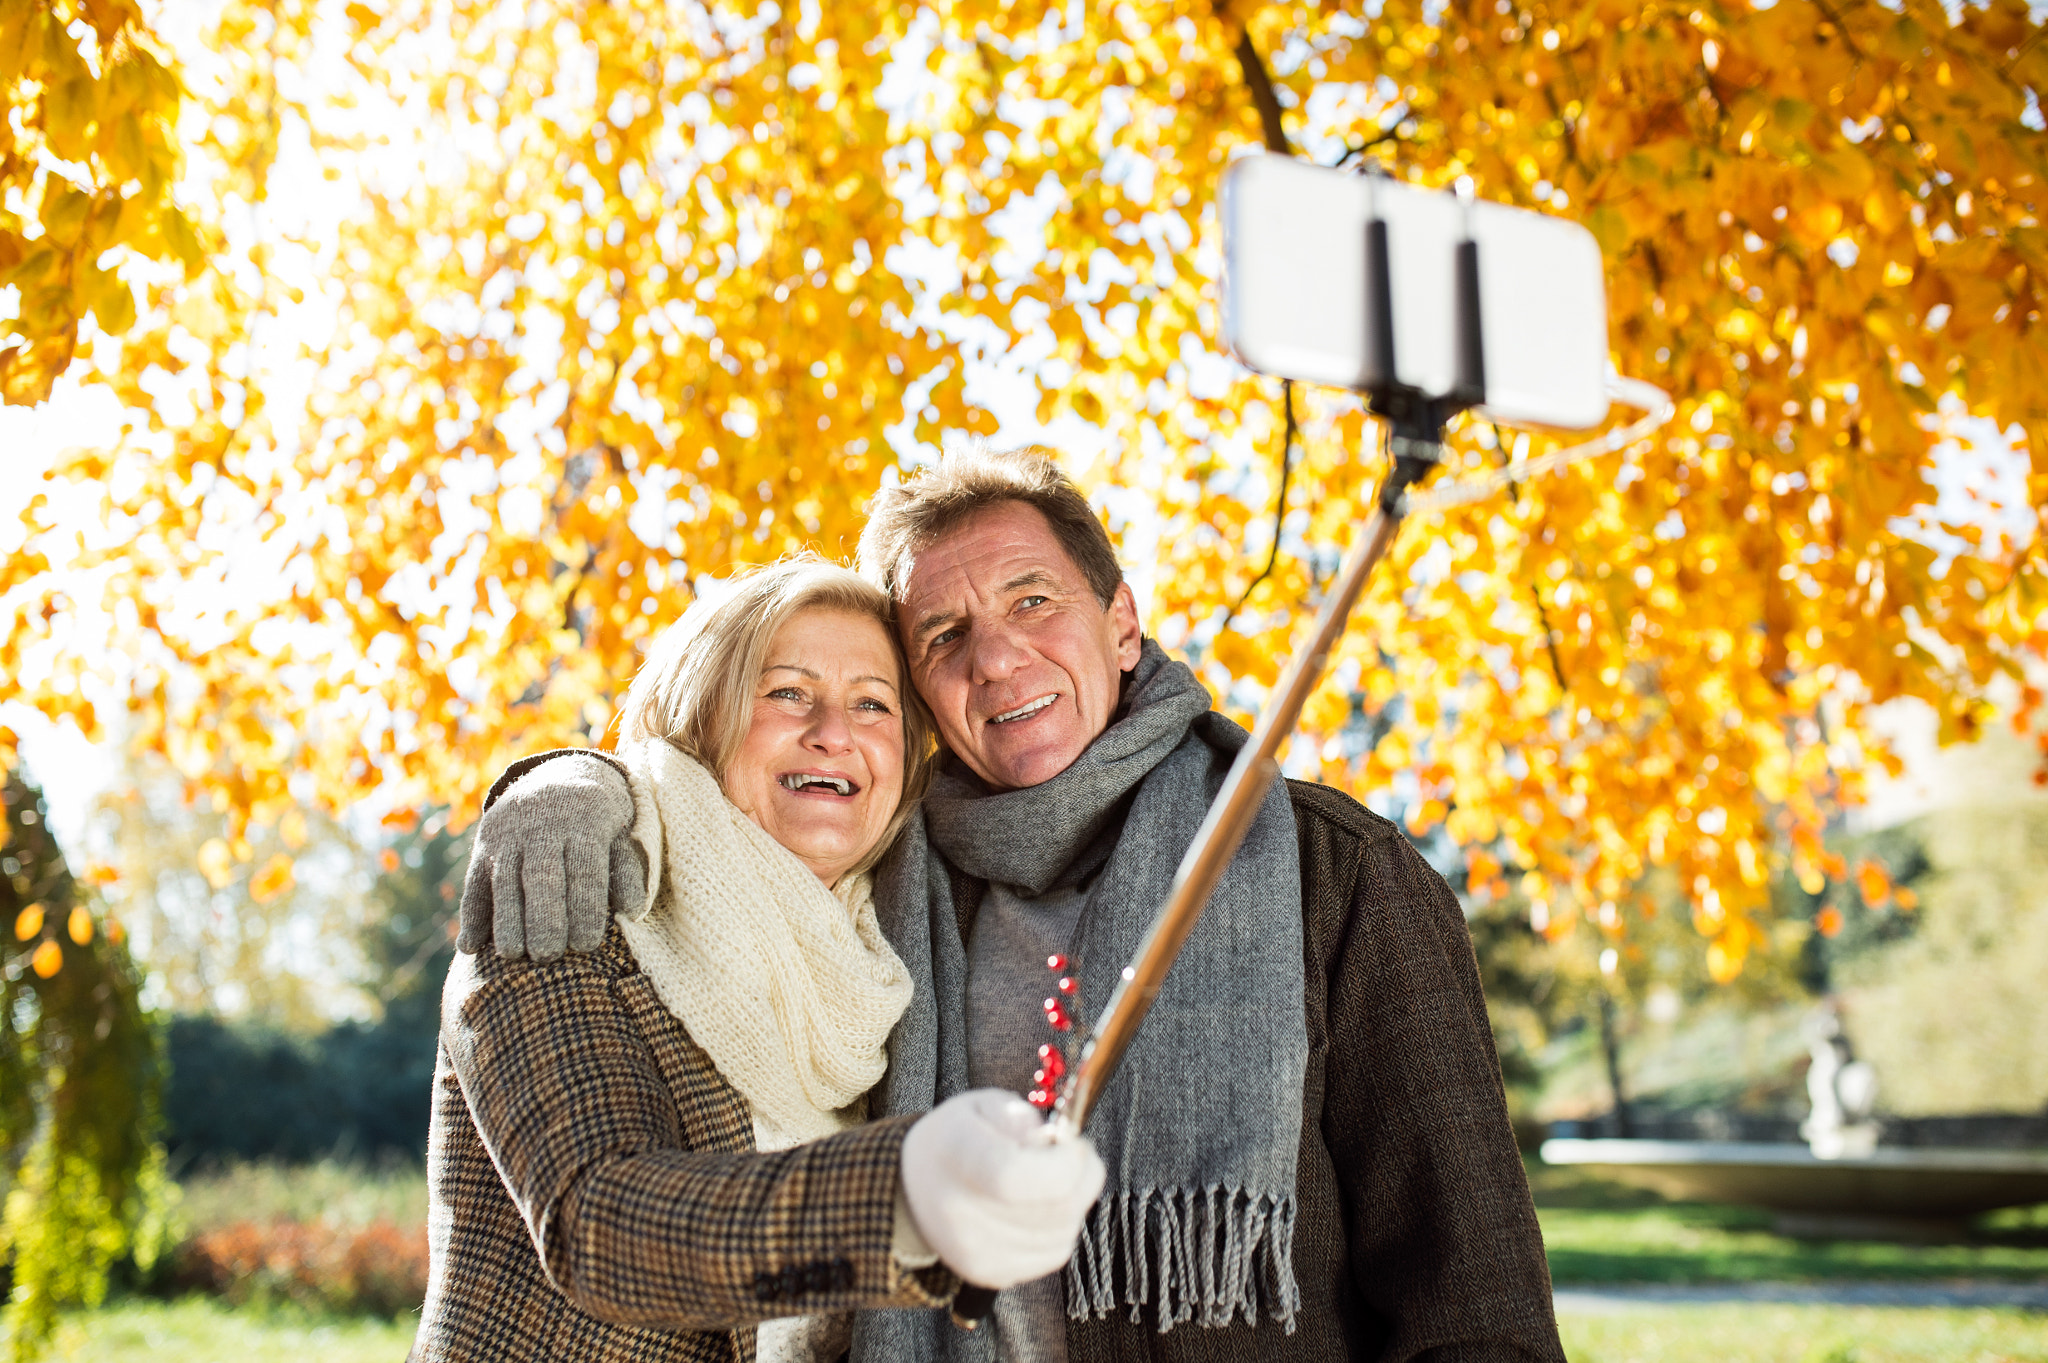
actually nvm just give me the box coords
[967,620,1031,684]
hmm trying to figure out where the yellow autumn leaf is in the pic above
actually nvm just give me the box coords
[15,903,44,940]
[247,853,296,904]
[67,905,93,945]
[30,939,62,978]
[196,837,235,891]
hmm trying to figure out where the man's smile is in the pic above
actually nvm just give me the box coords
[988,694,1059,725]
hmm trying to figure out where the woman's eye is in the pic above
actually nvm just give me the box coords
[856,698,893,713]
[767,686,804,701]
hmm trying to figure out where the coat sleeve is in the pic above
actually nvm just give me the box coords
[441,943,958,1330]
[1294,787,1564,1363]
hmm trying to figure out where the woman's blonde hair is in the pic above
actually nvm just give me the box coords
[616,555,934,873]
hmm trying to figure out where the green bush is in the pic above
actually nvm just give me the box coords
[161,1013,439,1164]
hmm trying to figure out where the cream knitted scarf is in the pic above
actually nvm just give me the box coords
[614,738,913,1145]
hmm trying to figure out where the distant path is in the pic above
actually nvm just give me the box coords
[1555,1281,2048,1313]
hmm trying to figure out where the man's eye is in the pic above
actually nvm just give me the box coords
[1017,595,1049,610]
[930,627,963,648]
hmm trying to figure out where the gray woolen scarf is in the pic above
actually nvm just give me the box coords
[853,640,1307,1360]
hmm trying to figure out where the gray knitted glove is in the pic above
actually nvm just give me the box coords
[457,753,646,961]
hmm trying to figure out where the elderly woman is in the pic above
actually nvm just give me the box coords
[414,557,1102,1363]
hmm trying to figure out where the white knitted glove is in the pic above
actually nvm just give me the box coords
[457,753,645,961]
[898,1089,1105,1290]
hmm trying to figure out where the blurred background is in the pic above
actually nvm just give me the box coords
[5,0,2048,1359]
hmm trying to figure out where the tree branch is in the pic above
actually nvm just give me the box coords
[1221,379,1299,631]
[1229,21,1293,154]
[1494,426,1572,693]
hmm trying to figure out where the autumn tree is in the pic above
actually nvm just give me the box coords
[10,0,2048,983]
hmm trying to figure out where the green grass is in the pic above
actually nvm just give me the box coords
[47,1160,2047,1362]
[49,1295,2048,1363]
[1555,1304,2048,1362]
[1532,1164,2048,1286]
[43,1297,415,1363]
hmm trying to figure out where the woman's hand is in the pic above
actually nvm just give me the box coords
[897,1089,1105,1290]
[457,752,645,960]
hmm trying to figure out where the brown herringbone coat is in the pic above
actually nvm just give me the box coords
[410,922,956,1363]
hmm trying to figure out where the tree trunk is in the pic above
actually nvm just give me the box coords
[1596,992,1634,1138]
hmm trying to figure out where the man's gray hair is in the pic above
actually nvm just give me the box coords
[615,554,934,871]
[856,444,1124,607]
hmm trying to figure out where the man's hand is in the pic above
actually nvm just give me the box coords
[457,753,646,961]
[898,1090,1105,1290]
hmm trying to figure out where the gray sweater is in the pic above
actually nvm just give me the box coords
[967,880,1089,1363]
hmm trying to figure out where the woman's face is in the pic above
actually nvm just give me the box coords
[724,607,908,888]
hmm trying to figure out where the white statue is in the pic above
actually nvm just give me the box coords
[1801,1001,1879,1159]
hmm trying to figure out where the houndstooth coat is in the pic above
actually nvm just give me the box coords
[410,919,957,1363]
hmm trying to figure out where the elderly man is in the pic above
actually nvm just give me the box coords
[462,446,1563,1362]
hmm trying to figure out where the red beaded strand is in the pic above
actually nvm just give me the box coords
[1028,954,1078,1108]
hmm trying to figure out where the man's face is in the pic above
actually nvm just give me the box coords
[897,501,1141,791]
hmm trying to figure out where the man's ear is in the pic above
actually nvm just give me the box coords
[1110,582,1142,670]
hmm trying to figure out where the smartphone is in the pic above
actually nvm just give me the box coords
[1221,154,1610,432]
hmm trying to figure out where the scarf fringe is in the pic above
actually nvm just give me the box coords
[1065,1186,1300,1336]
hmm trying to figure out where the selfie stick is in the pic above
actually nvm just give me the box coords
[949,192,1672,1331]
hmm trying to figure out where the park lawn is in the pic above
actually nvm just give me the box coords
[1532,1162,2048,1285]
[1555,1303,2048,1362]
[45,1297,415,1363]
[44,1296,2048,1363]
[42,1160,2042,1362]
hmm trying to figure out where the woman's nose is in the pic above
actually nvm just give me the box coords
[804,702,854,751]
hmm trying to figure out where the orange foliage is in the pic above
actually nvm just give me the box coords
[174,1219,429,1317]
[0,0,197,402]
